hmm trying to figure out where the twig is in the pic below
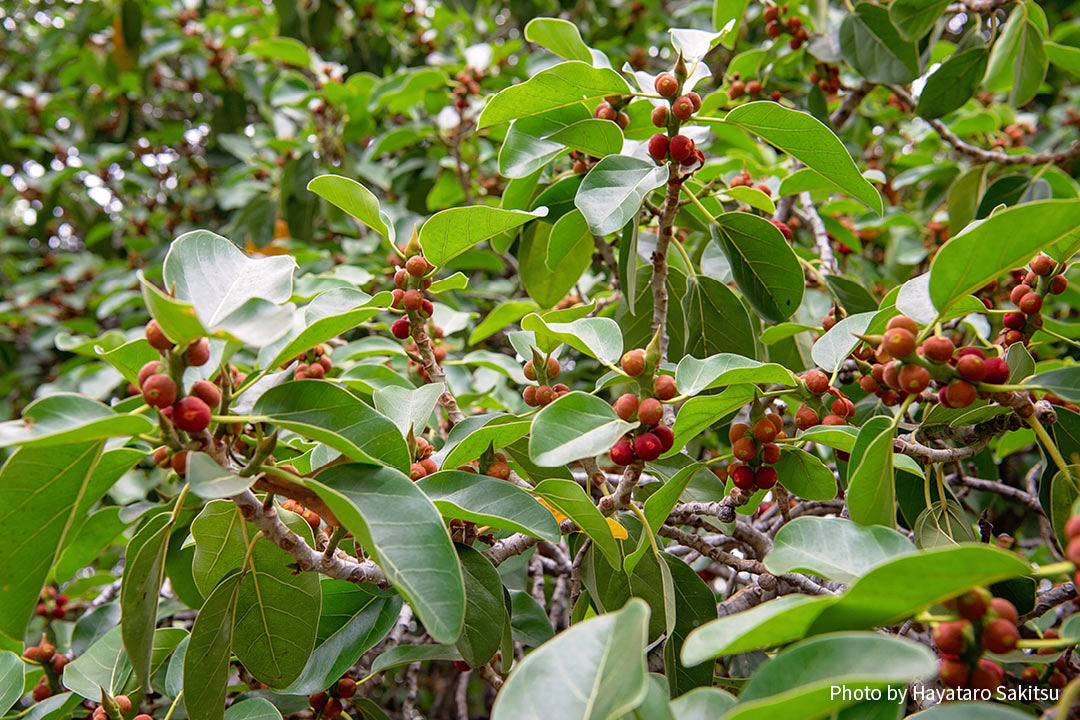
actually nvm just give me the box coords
[409,314,466,426]
[651,166,682,361]
[798,192,836,273]
[948,474,1043,511]
[1021,582,1077,623]
[455,669,471,720]
[597,461,645,513]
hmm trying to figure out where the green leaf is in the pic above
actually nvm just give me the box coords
[985,5,1048,106]
[311,465,465,644]
[428,272,468,293]
[676,354,796,396]
[418,471,561,542]
[575,155,667,235]
[663,554,718,696]
[811,311,876,373]
[477,61,631,129]
[307,175,391,238]
[249,37,309,67]
[546,209,594,271]
[186,452,253,499]
[846,416,897,528]
[498,109,584,180]
[509,590,555,646]
[1027,367,1080,403]
[529,391,637,467]
[765,517,915,583]
[191,501,247,596]
[139,271,211,346]
[709,214,803,322]
[0,442,104,643]
[523,18,593,62]
[0,651,25,715]
[726,632,935,720]
[889,0,951,40]
[163,229,296,329]
[63,626,186,701]
[916,48,989,119]
[713,0,750,47]
[773,449,841,502]
[907,703,1044,719]
[253,380,410,471]
[224,698,283,720]
[666,386,757,456]
[120,513,172,692]
[724,102,882,214]
[669,687,737,720]
[369,644,461,674]
[547,119,624,158]
[469,301,541,345]
[435,414,531,468]
[682,594,836,663]
[1046,42,1080,75]
[521,314,624,364]
[372,383,445,436]
[420,206,548,266]
[839,3,921,84]
[0,393,154,448]
[281,581,401,695]
[455,544,506,668]
[532,478,622,567]
[491,598,651,720]
[184,571,243,720]
[519,221,593,308]
[681,275,758,359]
[928,200,1080,311]
[719,185,775,214]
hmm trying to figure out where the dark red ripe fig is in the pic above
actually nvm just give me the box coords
[764,5,778,21]
[535,385,556,406]
[648,133,670,163]
[32,684,51,702]
[785,15,802,31]
[191,379,221,409]
[956,588,990,622]
[410,463,426,481]
[804,369,829,394]
[886,315,919,334]
[621,349,646,376]
[765,21,782,38]
[766,414,783,432]
[755,466,777,489]
[1065,514,1080,540]
[547,356,561,379]
[391,288,404,308]
[761,442,780,464]
[897,364,930,394]
[153,446,170,467]
[1020,666,1040,684]
[653,425,674,452]
[337,677,357,698]
[1066,536,1080,566]
[655,374,678,400]
[769,218,793,239]
[1018,291,1043,315]
[729,80,746,98]
[922,336,954,363]
[594,102,616,121]
[406,255,430,277]
[523,360,536,381]
[522,386,538,406]
[1051,274,1068,294]
[638,398,663,426]
[933,620,969,655]
[613,393,639,421]
[402,289,423,311]
[453,660,472,672]
[943,380,975,409]
[822,414,846,426]
[146,319,174,351]
[1030,254,1055,275]
[981,618,1019,654]
[938,658,969,688]
[989,597,1018,624]
[324,699,343,718]
[610,439,635,465]
[955,354,987,383]
[306,362,325,379]
[753,418,777,443]
[420,299,434,317]
[795,404,819,429]
[970,659,1003,692]
[687,92,702,111]
[174,396,212,433]
[883,328,916,357]
[669,135,694,163]
[882,361,902,389]
[731,465,755,490]
[651,105,669,127]
[185,337,211,366]
[634,432,663,461]
[955,346,985,360]
[142,374,177,409]
[729,423,750,443]
[859,375,880,394]
[1003,312,1026,330]
[733,437,758,462]
[616,112,630,130]
[488,461,511,480]
[654,72,678,97]
[114,696,132,713]
[1010,284,1032,304]
[671,95,694,121]
[746,80,763,94]
[391,317,411,339]
[138,360,165,386]
[420,458,439,476]
[983,356,1009,384]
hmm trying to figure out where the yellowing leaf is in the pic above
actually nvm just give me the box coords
[536,497,568,525]
[606,516,628,540]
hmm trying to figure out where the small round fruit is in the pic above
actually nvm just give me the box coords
[729,80,746,98]
[1020,666,1040,684]
[1003,312,1026,330]
[753,418,777,443]
[185,337,211,366]
[535,385,556,406]
[406,255,430,277]
[746,80,763,94]
[983,356,1009,384]
[654,72,678,97]
[146,319,174,351]
[938,658,969,688]
[613,393,640,421]
[634,432,663,461]
[945,381,976,409]
[1010,283,1032,304]
[922,336,955,363]
[969,659,1003,692]
[547,356,561,379]
[765,21,782,38]
[795,404,819,430]
[391,288,404,308]
[728,423,750,443]
[733,437,758,462]
[174,396,212,433]
[610,439,635,465]
[394,268,407,288]
[668,135,694,163]
[621,349,646,376]
[391,317,411,339]
[882,361,901,389]
[648,133,670,163]
[306,362,325,379]
[755,466,777,489]
[410,463,427,481]
[731,465,755,490]
[989,597,1019,624]
[883,328,916,357]
[1019,292,1043,315]
[153,446,170,467]
[337,677,357,698]
[886,315,919,334]
[687,92,702,111]
[981,618,1019,654]
[956,588,990,622]
[488,461,510,480]
[933,620,969,655]
[766,414,784,432]
[594,102,616,121]
[420,458,438,476]
[764,5,778,21]
[1050,275,1068,294]
[671,95,694,121]
[654,425,674,452]
[522,385,538,406]
[1030,254,1055,275]
[822,414,846,426]
[956,354,987,383]
[1065,514,1080,540]
[142,374,177,409]
[651,105,668,127]
[402,289,423,311]
[138,360,165,386]
[523,360,536,381]
[655,374,678,400]
[859,376,880,394]
[761,442,780,464]
[897,364,931,394]
[191,379,221,409]
[804,369,829,394]
[115,696,133,713]
[638,398,663,426]
[324,699,343,717]
[1050,671,1067,688]
[1066,536,1080,566]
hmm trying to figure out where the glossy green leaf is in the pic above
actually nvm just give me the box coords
[369,644,461,674]
[985,5,1048,107]
[575,155,668,235]
[252,380,409,470]
[547,119,623,158]
[773,449,841,502]
[1027,366,1080,403]
[545,209,594,271]
[224,698,282,720]
[306,174,390,238]
[523,17,593,62]
[63,625,186,701]
[420,206,548,266]
[249,37,309,67]
[372,382,445,436]
[469,301,541,345]
[139,270,210,346]
[765,517,915,583]
[120,512,172,692]
[928,200,1080,311]
[455,543,506,668]
[435,413,532,468]
[811,311,876,373]
[186,452,253,499]
[846,416,897,528]
[709,213,803,322]
[1046,41,1080,75]
[889,0,951,40]
[682,594,834,663]
[529,391,637,467]
[509,590,555,646]
[675,354,796,396]
[477,61,631,129]
[498,108,585,180]
[681,275,758,359]
[521,314,623,364]
[839,3,921,84]
[418,471,561,542]
[311,464,466,644]
[0,651,25,715]
[663,553,718,696]
[0,393,154,448]
[724,102,882,214]
[532,478,622,567]
[917,48,989,119]
[666,385,757,456]
[491,598,650,720]
[184,571,243,720]
[669,687,737,720]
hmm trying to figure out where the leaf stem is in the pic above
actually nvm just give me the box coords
[1026,414,1077,493]
[1031,560,1074,578]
